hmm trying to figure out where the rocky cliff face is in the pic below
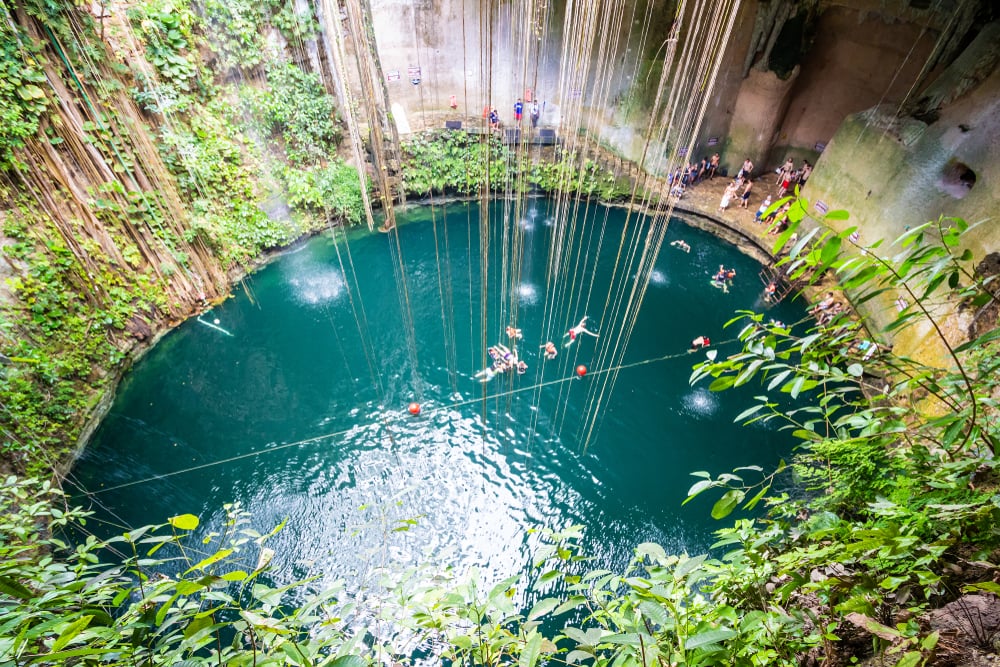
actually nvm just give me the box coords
[804,21,1000,360]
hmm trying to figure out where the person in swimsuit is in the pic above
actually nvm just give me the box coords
[690,335,711,351]
[739,179,753,208]
[563,316,599,347]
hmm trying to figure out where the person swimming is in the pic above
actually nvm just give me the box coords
[711,266,729,293]
[505,326,523,340]
[689,335,711,351]
[541,341,557,360]
[475,366,497,382]
[563,316,599,347]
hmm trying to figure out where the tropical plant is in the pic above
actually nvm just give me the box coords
[242,61,341,166]
[684,194,1000,664]
[0,19,50,170]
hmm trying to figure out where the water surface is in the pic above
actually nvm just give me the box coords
[72,200,801,594]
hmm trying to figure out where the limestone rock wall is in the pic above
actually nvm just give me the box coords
[801,22,1000,360]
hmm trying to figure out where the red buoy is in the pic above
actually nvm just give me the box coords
[408,402,421,415]
[576,365,588,377]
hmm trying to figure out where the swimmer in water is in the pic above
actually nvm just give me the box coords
[516,360,528,374]
[711,266,729,293]
[563,316,599,348]
[540,341,557,360]
[495,343,515,362]
[670,239,691,253]
[505,326,523,340]
[689,335,711,351]
[475,366,497,382]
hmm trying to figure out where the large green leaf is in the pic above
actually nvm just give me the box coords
[711,490,743,520]
[519,631,543,667]
[685,627,736,649]
[0,575,34,600]
[51,615,92,652]
[330,656,366,667]
[527,597,560,621]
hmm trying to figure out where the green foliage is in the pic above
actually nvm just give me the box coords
[127,0,198,89]
[282,162,364,226]
[685,200,1000,662]
[399,130,631,201]
[242,62,341,166]
[199,0,318,69]
[157,104,290,267]
[0,477,357,665]
[400,130,509,195]
[264,0,319,42]
[199,0,267,69]
[0,199,163,474]
[0,19,51,170]
[528,153,632,201]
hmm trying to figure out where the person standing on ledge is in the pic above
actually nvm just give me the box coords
[530,100,540,127]
[514,98,523,123]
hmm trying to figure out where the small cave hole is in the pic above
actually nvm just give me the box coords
[939,160,976,199]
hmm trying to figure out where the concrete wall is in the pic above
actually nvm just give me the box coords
[365,0,672,139]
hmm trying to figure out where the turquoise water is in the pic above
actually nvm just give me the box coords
[71,199,801,592]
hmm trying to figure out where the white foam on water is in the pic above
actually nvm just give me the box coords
[682,388,719,418]
[649,269,668,286]
[288,269,345,305]
[518,283,539,305]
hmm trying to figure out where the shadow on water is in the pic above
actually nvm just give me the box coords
[70,199,804,601]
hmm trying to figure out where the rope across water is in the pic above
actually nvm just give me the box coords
[83,341,732,496]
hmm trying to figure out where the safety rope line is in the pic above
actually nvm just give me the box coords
[82,341,732,497]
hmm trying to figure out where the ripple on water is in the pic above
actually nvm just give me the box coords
[518,283,539,305]
[74,201,802,607]
[681,387,720,419]
[649,269,669,286]
[286,269,345,305]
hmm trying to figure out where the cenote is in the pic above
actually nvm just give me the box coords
[72,199,802,595]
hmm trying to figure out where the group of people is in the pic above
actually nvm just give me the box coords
[808,290,846,325]
[668,153,721,199]
[476,343,528,382]
[809,291,891,361]
[774,157,812,197]
[488,98,542,130]
[663,148,815,209]
[475,317,598,383]
[711,265,737,293]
